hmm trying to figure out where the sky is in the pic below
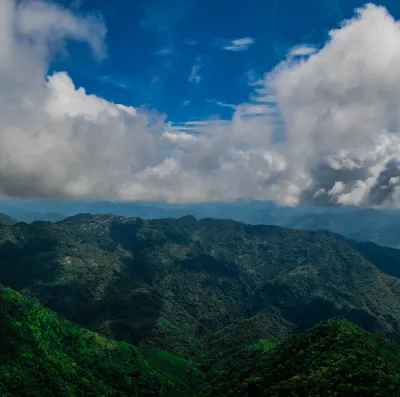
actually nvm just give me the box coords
[51,0,375,122]
[4,0,400,206]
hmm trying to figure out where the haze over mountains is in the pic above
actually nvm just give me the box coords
[4,200,400,248]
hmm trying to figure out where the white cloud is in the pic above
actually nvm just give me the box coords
[6,1,400,207]
[0,0,160,199]
[211,100,238,109]
[237,104,276,116]
[183,121,209,126]
[222,37,255,52]
[15,0,106,59]
[263,3,400,207]
[162,131,197,142]
[45,72,136,120]
[165,120,230,136]
[288,45,318,57]
[328,181,345,196]
[189,56,203,84]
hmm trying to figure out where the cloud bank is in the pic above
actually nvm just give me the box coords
[3,1,400,207]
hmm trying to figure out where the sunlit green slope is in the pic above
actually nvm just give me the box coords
[201,318,400,397]
[0,284,197,397]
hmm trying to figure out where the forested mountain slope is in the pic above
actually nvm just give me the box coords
[1,284,400,397]
[0,214,399,359]
[200,318,400,397]
[0,284,196,397]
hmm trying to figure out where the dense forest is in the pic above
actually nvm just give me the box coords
[2,284,400,396]
[0,214,400,395]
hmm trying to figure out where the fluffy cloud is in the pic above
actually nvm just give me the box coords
[4,1,400,207]
[0,0,162,199]
[170,3,400,207]
[267,3,400,207]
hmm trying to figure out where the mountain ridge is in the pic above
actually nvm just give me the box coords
[0,213,399,359]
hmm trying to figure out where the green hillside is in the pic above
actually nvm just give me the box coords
[0,215,399,360]
[1,285,400,397]
[0,284,197,397]
[201,318,400,397]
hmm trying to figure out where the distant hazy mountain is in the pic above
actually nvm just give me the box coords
[283,208,400,248]
[2,199,400,247]
[0,213,17,225]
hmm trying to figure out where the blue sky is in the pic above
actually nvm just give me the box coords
[50,0,400,124]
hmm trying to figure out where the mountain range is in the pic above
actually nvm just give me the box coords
[0,214,400,354]
[1,212,400,395]
[3,200,400,248]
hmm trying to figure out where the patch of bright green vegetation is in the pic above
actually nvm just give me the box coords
[0,284,190,397]
[2,275,400,396]
[201,318,400,397]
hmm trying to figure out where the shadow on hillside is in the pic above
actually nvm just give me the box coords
[109,222,159,284]
[94,283,164,345]
[286,297,392,337]
[80,222,164,345]
[0,238,61,290]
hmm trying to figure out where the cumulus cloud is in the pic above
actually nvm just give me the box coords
[0,0,162,199]
[266,3,400,207]
[163,3,400,207]
[5,1,400,207]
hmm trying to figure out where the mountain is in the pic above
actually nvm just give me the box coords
[201,318,400,396]
[2,281,400,396]
[318,230,400,279]
[4,199,400,247]
[0,283,197,397]
[1,214,400,395]
[0,214,400,361]
[3,200,400,247]
[0,214,17,225]
[284,208,400,248]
